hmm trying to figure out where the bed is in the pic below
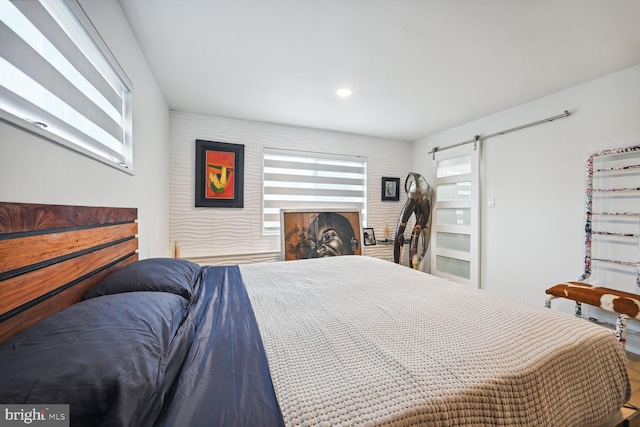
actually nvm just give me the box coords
[0,202,631,426]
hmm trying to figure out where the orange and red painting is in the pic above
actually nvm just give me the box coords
[205,150,235,199]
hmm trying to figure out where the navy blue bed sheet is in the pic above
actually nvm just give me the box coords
[155,265,284,427]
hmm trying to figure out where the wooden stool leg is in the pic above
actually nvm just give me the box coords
[616,314,629,349]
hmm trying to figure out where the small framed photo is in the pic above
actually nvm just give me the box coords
[195,139,244,208]
[382,177,400,201]
[363,227,376,246]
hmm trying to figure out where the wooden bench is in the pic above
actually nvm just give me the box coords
[546,282,640,348]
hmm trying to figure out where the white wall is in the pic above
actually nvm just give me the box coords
[413,64,640,318]
[0,0,171,258]
[170,111,413,264]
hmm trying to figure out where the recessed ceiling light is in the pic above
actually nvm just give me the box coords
[336,88,352,98]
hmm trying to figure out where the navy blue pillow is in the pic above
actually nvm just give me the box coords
[83,258,201,302]
[0,292,193,427]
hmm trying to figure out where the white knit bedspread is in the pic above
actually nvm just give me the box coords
[239,256,630,427]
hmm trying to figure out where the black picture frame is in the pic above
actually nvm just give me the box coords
[195,139,244,208]
[363,227,376,246]
[381,177,400,201]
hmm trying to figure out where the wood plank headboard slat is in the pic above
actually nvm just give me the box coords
[0,222,138,276]
[0,203,137,235]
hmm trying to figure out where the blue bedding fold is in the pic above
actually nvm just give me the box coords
[155,265,284,427]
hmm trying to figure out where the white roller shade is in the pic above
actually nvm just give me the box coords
[263,148,367,235]
[0,0,133,169]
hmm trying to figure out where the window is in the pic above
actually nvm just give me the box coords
[0,0,133,170]
[263,148,367,235]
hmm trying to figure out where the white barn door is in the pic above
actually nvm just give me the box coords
[430,142,480,287]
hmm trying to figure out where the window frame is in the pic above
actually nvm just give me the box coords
[0,0,134,173]
[262,147,368,236]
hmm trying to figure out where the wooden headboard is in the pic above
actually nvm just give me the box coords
[0,202,138,343]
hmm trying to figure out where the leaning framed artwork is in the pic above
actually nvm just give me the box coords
[382,177,400,201]
[280,209,362,261]
[195,139,244,208]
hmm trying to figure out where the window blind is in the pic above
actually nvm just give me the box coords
[0,0,133,169]
[263,148,367,235]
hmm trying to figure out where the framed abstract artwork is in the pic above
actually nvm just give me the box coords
[280,209,362,261]
[195,139,244,208]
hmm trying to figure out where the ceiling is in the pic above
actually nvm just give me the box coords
[117,0,640,142]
